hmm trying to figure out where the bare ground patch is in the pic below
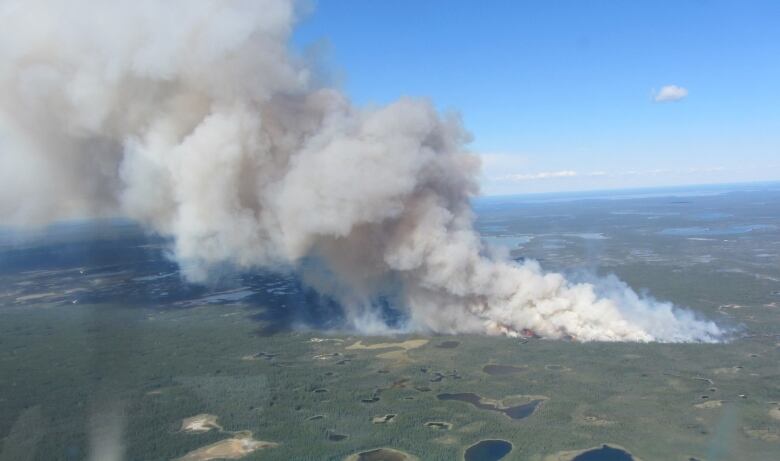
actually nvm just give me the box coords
[174,434,278,461]
[180,414,223,433]
[371,414,396,424]
[345,339,428,363]
[345,339,428,351]
[744,428,780,442]
[694,400,723,409]
[424,421,452,430]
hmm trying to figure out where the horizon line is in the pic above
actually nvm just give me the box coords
[477,179,780,200]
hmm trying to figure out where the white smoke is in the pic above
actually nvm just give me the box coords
[0,0,722,342]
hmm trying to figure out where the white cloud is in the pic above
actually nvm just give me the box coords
[653,85,688,102]
[493,170,619,183]
[496,170,579,181]
[515,170,577,180]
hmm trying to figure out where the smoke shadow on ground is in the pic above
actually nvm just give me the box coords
[246,282,346,336]
[246,281,408,336]
[1,220,409,335]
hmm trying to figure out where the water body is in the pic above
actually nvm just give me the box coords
[563,232,608,240]
[252,352,277,360]
[572,445,634,461]
[659,224,776,236]
[464,440,512,461]
[504,400,543,419]
[691,212,733,221]
[610,211,680,217]
[437,393,543,420]
[191,288,256,303]
[436,340,460,349]
[327,432,348,441]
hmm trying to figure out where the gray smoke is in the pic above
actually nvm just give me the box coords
[0,0,722,342]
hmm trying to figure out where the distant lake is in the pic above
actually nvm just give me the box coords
[659,224,776,236]
[464,440,512,461]
[437,393,543,420]
[474,181,780,207]
[563,232,607,240]
[690,212,733,221]
[571,445,634,461]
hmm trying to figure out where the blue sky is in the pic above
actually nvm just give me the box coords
[292,0,780,195]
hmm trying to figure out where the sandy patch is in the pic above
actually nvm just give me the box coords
[433,435,458,445]
[375,350,409,361]
[579,415,616,426]
[314,352,346,361]
[346,339,428,351]
[346,339,428,362]
[712,367,741,375]
[180,414,222,433]
[719,303,744,310]
[371,414,396,424]
[174,434,278,461]
[544,364,571,372]
[471,394,548,410]
[769,406,780,421]
[15,292,58,302]
[694,400,723,409]
[241,352,277,361]
[424,421,452,430]
[744,428,780,442]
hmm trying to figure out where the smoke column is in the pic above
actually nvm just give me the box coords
[0,0,722,342]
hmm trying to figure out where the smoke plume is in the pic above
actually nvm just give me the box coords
[0,0,722,342]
